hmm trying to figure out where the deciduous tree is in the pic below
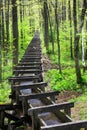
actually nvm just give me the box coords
[73,0,87,83]
[12,0,18,68]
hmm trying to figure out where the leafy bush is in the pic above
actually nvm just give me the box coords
[45,68,77,91]
[0,81,11,103]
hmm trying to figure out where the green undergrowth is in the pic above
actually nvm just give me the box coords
[44,68,77,91]
[0,81,11,103]
[45,67,87,92]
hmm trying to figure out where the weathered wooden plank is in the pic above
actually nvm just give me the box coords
[26,49,41,52]
[28,47,41,49]
[41,120,87,130]
[22,56,41,59]
[18,62,42,65]
[28,102,74,115]
[8,75,39,82]
[27,46,41,48]
[23,55,42,58]
[13,69,43,74]
[22,57,41,60]
[15,66,42,70]
[0,104,21,111]
[19,91,60,100]
[13,82,47,90]
[53,110,72,123]
[20,59,41,62]
[26,50,41,53]
[27,45,41,47]
[27,45,41,48]
[25,51,42,55]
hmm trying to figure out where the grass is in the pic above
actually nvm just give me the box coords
[69,91,87,120]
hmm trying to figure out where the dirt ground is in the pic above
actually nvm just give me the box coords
[57,90,81,120]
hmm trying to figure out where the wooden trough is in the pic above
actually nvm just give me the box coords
[0,32,87,130]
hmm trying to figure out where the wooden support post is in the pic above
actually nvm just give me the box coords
[15,88,19,104]
[22,97,28,115]
[0,111,4,130]
[38,73,45,91]
[64,107,71,117]
[8,125,16,130]
[32,112,40,130]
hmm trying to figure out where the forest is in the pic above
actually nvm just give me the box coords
[0,0,87,120]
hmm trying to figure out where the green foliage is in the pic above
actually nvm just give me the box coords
[49,54,58,64]
[82,71,87,82]
[0,81,11,103]
[2,62,12,80]
[45,68,77,91]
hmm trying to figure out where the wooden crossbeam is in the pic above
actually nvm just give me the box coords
[20,58,41,62]
[28,102,74,115]
[41,120,87,130]
[8,75,39,82]
[13,69,43,74]
[26,50,41,53]
[22,57,42,59]
[23,54,42,58]
[18,62,42,66]
[19,91,60,100]
[12,82,47,90]
[15,66,42,70]
[25,51,42,55]
[22,56,41,59]
[0,104,21,111]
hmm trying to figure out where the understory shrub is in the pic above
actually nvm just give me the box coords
[0,81,11,103]
[45,68,77,91]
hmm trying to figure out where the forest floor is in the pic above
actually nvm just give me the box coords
[58,91,81,120]
[43,54,87,121]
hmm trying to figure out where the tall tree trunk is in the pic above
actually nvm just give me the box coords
[55,0,62,74]
[73,0,87,83]
[1,0,5,49]
[82,26,85,72]
[12,0,18,69]
[6,0,10,51]
[85,13,87,59]
[22,0,25,40]
[48,4,54,54]
[68,0,73,59]
[20,0,23,49]
[62,0,66,22]
[0,0,2,82]
[43,0,49,52]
